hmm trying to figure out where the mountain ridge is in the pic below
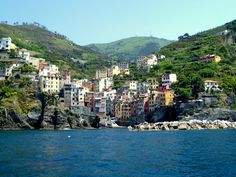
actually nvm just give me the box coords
[86,36,173,61]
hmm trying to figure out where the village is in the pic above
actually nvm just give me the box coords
[0,37,224,125]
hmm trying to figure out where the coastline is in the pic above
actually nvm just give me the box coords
[128,120,236,131]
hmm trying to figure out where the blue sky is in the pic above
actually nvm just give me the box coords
[1,0,236,45]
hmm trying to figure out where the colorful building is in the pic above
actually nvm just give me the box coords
[200,55,221,63]
[64,83,87,109]
[157,90,174,106]
[162,74,177,86]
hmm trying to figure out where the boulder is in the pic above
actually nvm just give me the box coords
[178,123,188,130]
[169,121,179,129]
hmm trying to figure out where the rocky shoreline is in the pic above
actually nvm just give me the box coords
[0,107,100,130]
[128,120,236,131]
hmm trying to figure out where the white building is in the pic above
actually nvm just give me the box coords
[64,83,87,108]
[39,64,59,77]
[146,54,158,67]
[12,62,21,68]
[96,69,108,79]
[162,74,177,86]
[204,80,220,93]
[159,55,166,59]
[0,66,13,80]
[108,65,120,76]
[98,77,113,92]
[137,54,158,69]
[129,81,138,91]
[0,37,12,50]
[18,49,30,61]
[103,89,117,101]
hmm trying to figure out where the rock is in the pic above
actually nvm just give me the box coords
[128,126,133,130]
[178,123,188,130]
[179,108,236,122]
[128,119,236,131]
[162,124,169,130]
[169,121,179,129]
[0,109,33,130]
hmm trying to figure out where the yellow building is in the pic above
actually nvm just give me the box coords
[27,57,46,69]
[158,90,174,106]
[200,55,221,63]
[108,65,120,77]
[39,72,71,94]
[40,75,60,94]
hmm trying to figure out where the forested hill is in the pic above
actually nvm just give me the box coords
[0,23,112,78]
[158,20,236,61]
[87,36,173,61]
[150,19,236,100]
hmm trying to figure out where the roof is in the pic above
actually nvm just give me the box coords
[204,80,219,83]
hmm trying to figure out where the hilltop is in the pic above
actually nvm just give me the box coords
[86,36,173,61]
[0,23,112,78]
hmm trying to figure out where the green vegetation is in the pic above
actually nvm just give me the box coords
[0,77,38,113]
[20,64,38,73]
[112,19,236,101]
[87,37,173,61]
[0,23,112,79]
[154,19,236,100]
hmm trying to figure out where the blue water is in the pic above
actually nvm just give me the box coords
[0,129,236,177]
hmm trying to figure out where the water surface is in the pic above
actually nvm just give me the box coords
[0,129,236,177]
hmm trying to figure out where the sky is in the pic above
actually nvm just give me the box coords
[1,0,236,45]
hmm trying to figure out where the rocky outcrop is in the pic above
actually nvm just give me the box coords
[0,106,100,130]
[0,109,33,130]
[128,120,236,131]
[178,108,236,122]
[99,117,122,128]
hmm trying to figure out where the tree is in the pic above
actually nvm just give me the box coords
[226,20,236,32]
[20,64,38,73]
[175,88,191,102]
[191,76,204,99]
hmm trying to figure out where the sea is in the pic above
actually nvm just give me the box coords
[0,128,236,177]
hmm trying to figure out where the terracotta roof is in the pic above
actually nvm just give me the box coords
[204,80,219,83]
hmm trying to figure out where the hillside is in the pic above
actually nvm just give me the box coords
[112,20,236,101]
[86,37,173,61]
[153,19,236,99]
[0,23,112,78]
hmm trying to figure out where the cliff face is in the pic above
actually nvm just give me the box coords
[178,108,236,122]
[0,106,100,130]
[0,109,32,130]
